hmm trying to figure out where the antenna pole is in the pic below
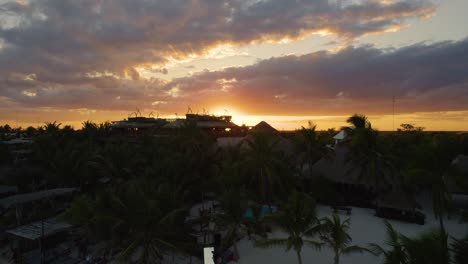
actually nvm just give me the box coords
[392,96,395,131]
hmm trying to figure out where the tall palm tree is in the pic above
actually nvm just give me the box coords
[346,114,372,130]
[244,133,289,205]
[294,122,330,178]
[369,221,408,264]
[255,191,322,264]
[215,143,245,191]
[344,114,396,192]
[424,134,455,264]
[400,229,449,264]
[320,214,369,264]
[214,190,248,260]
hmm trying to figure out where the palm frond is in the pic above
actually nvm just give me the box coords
[342,245,371,255]
[303,239,323,250]
[367,243,386,256]
[255,238,289,249]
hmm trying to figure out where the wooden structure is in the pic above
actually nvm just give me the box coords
[375,189,425,225]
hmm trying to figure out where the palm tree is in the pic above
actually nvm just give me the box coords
[345,114,372,131]
[89,142,138,181]
[213,190,248,260]
[451,236,468,264]
[65,178,192,264]
[255,191,322,264]
[320,214,369,264]
[369,221,408,264]
[400,229,449,264]
[424,134,455,264]
[344,114,396,192]
[43,121,62,134]
[244,132,289,205]
[294,122,330,178]
[81,120,98,138]
[215,143,245,191]
[432,172,450,264]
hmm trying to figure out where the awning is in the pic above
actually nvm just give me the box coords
[6,217,72,240]
[0,188,77,209]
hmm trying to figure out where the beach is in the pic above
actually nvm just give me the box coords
[236,193,468,264]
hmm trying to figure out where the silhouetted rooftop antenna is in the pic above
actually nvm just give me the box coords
[224,109,229,115]
[187,106,192,114]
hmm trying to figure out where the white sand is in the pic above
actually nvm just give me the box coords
[236,192,468,264]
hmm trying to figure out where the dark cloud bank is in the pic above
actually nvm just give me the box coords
[2,0,466,116]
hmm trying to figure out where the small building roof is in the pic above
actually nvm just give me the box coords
[11,149,33,154]
[250,121,279,135]
[0,188,77,209]
[452,155,468,172]
[448,155,468,194]
[6,217,72,240]
[2,138,33,145]
[333,130,347,140]
[0,185,18,195]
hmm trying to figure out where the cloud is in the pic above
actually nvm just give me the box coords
[2,36,468,117]
[2,37,468,116]
[1,0,454,117]
[0,0,434,84]
[165,37,468,115]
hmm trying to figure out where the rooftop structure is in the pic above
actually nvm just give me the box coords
[110,117,167,130]
[110,114,245,137]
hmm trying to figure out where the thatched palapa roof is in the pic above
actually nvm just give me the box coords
[375,189,421,210]
[448,155,468,194]
[249,121,280,135]
[308,146,361,185]
[309,146,395,188]
[244,121,293,156]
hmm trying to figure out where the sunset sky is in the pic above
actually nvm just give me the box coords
[1,0,467,130]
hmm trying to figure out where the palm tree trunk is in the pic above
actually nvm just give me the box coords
[439,216,448,264]
[233,241,239,261]
[334,253,340,264]
[296,249,303,264]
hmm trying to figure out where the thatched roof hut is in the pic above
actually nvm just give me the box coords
[308,146,395,189]
[375,189,421,210]
[249,121,280,135]
[448,155,468,194]
[244,121,294,156]
[308,146,361,184]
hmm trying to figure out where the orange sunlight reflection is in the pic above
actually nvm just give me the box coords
[2,109,468,132]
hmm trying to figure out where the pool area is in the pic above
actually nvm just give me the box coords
[242,205,278,221]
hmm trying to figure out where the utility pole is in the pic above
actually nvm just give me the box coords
[392,96,395,131]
